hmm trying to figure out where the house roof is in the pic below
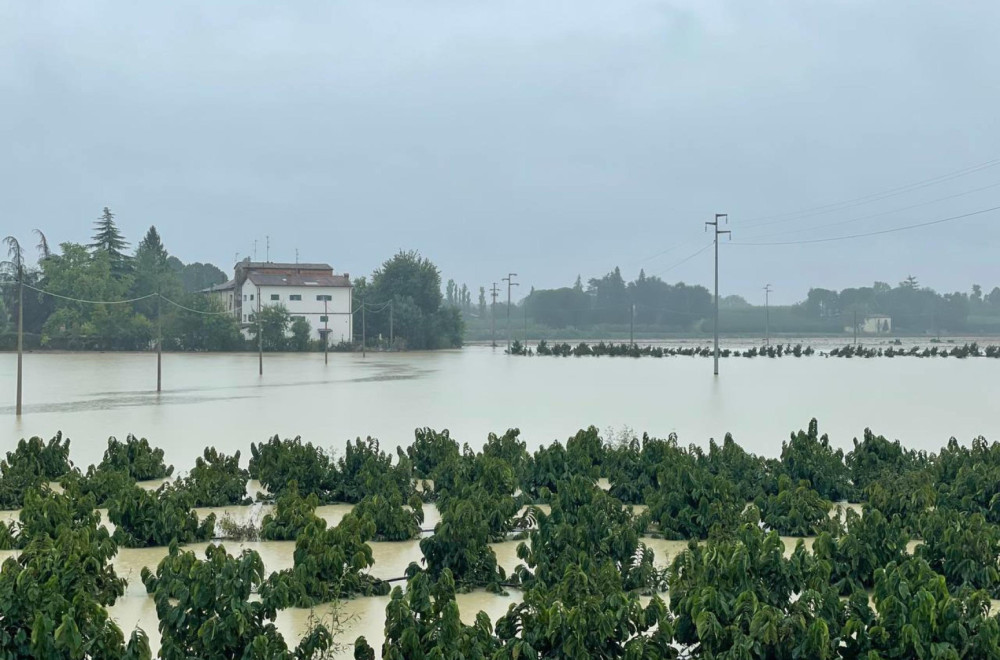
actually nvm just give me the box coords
[246,273,352,288]
[240,261,332,271]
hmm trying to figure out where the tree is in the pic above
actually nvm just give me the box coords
[478,286,486,316]
[90,207,130,277]
[249,304,290,351]
[290,316,311,351]
[132,225,181,318]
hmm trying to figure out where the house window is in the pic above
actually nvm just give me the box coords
[270,294,279,301]
[243,295,247,301]
[289,294,302,301]
[316,294,332,301]
[320,315,329,322]
[291,315,306,321]
[250,294,254,301]
[243,314,247,322]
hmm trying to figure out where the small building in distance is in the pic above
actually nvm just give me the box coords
[205,260,353,345]
[844,314,892,335]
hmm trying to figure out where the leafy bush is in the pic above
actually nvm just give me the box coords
[249,435,337,501]
[353,492,423,542]
[481,428,530,486]
[845,428,927,493]
[16,487,99,545]
[780,419,853,501]
[605,433,683,504]
[336,437,413,503]
[142,543,334,658]
[107,484,215,547]
[565,426,604,477]
[864,468,936,529]
[179,447,249,507]
[669,522,843,659]
[700,433,777,500]
[514,476,660,594]
[98,434,173,480]
[917,510,1000,597]
[60,465,136,507]
[0,432,74,509]
[812,507,909,594]
[357,568,498,659]
[755,476,836,537]
[267,514,389,606]
[523,442,575,499]
[405,427,460,479]
[420,497,506,592]
[0,495,148,659]
[646,459,742,539]
[260,480,321,541]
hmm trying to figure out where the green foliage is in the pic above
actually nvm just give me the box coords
[700,432,777,501]
[864,468,936,529]
[843,558,1000,658]
[249,304,292,351]
[934,436,1000,523]
[353,492,423,542]
[142,543,334,659]
[755,476,836,537]
[0,491,148,659]
[180,447,249,507]
[812,507,909,595]
[98,434,174,480]
[267,514,389,606]
[669,522,843,659]
[260,481,321,541]
[917,510,1000,597]
[363,569,498,660]
[605,432,681,504]
[0,432,73,509]
[405,427,460,479]
[107,483,215,547]
[250,435,338,501]
[514,476,660,594]
[780,419,853,501]
[289,316,312,351]
[565,425,605,477]
[336,437,412,503]
[845,428,928,493]
[420,497,506,592]
[16,487,100,546]
[61,466,136,507]
[358,250,463,349]
[497,562,675,659]
[646,458,743,540]
[481,428,530,486]
[523,442,573,500]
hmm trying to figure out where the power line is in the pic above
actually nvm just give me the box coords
[740,179,1000,240]
[653,242,714,277]
[22,283,157,305]
[731,205,1000,246]
[741,156,1000,227]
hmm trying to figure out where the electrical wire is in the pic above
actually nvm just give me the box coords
[741,157,1000,227]
[653,243,714,276]
[159,295,233,316]
[22,283,157,305]
[740,180,1000,241]
[731,205,1000,246]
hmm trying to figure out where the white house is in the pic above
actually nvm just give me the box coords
[206,260,353,345]
[844,315,892,335]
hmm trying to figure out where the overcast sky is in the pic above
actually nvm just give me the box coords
[3,1,998,303]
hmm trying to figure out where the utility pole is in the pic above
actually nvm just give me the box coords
[156,291,162,392]
[705,214,730,376]
[763,284,772,347]
[854,310,858,345]
[266,236,270,263]
[524,303,528,353]
[362,299,367,358]
[489,283,499,349]
[14,242,23,417]
[323,298,329,365]
[389,300,394,348]
[630,304,635,347]
[257,285,263,376]
[502,273,518,353]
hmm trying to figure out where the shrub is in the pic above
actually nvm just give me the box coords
[98,434,173,480]
[812,507,909,594]
[405,428,460,479]
[249,435,337,501]
[755,476,836,537]
[353,492,423,542]
[107,484,215,548]
[179,447,249,507]
[260,481,321,541]
[780,419,853,501]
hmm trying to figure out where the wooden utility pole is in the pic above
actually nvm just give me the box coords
[324,298,329,365]
[705,214,730,376]
[361,298,366,358]
[489,283,499,348]
[502,273,518,353]
[389,300,394,348]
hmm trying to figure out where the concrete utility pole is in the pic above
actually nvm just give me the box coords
[389,300,394,347]
[705,214,730,376]
[257,285,263,376]
[362,299,367,358]
[12,238,23,417]
[489,283,500,348]
[763,284,772,347]
[324,298,329,365]
[502,274,518,352]
[156,291,162,392]
[630,304,635,347]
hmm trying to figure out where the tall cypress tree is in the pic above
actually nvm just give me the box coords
[90,207,130,276]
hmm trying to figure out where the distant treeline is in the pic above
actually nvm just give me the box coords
[461,269,1000,339]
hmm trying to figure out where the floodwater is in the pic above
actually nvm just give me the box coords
[2,346,998,471]
[2,347,999,655]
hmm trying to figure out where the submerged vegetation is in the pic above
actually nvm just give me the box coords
[6,422,1000,656]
